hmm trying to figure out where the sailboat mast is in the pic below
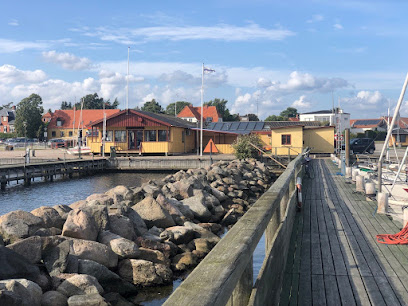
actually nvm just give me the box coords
[126,47,130,113]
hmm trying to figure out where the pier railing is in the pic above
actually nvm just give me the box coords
[164,152,304,306]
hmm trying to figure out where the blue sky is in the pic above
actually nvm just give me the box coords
[1,0,407,119]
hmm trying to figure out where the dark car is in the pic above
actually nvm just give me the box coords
[348,138,375,154]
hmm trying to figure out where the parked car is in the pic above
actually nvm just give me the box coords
[346,138,375,154]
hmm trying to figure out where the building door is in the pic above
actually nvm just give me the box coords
[136,130,143,150]
[128,131,136,150]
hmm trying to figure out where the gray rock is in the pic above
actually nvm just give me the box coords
[69,238,118,268]
[85,194,114,206]
[53,205,73,220]
[183,222,221,244]
[156,194,185,225]
[81,204,110,232]
[170,180,193,199]
[209,186,229,202]
[57,274,103,297]
[42,240,72,276]
[105,185,134,204]
[181,196,212,222]
[78,259,137,296]
[0,278,42,306]
[67,293,108,306]
[41,291,68,306]
[137,247,170,266]
[108,204,147,236]
[103,292,134,306]
[171,252,198,271]
[0,290,23,305]
[132,197,175,229]
[118,259,172,287]
[69,200,88,210]
[31,206,65,229]
[0,279,34,306]
[159,226,194,245]
[141,183,161,198]
[0,246,41,282]
[166,198,194,220]
[98,231,140,259]
[108,215,136,241]
[0,210,45,244]
[62,209,98,241]
[34,227,62,236]
[6,236,42,264]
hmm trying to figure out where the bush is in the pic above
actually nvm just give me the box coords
[232,134,262,159]
[0,132,16,139]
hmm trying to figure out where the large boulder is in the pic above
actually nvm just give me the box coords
[85,194,114,206]
[159,226,194,245]
[41,291,68,306]
[107,215,136,241]
[69,239,118,268]
[0,210,45,244]
[141,183,161,198]
[0,279,42,306]
[165,198,194,220]
[156,194,185,225]
[181,196,212,222]
[170,180,193,199]
[62,209,98,241]
[31,206,65,229]
[52,205,72,221]
[171,252,198,271]
[57,274,103,297]
[69,201,87,210]
[81,205,110,233]
[105,185,134,204]
[67,293,108,306]
[0,246,41,282]
[118,259,172,287]
[137,248,169,266]
[132,197,175,229]
[108,204,147,236]
[98,231,140,259]
[6,236,42,264]
[0,279,35,306]
[42,240,72,276]
[78,259,137,296]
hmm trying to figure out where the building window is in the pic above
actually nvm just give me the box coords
[158,130,168,142]
[69,131,73,137]
[114,131,126,142]
[401,135,407,143]
[60,131,65,137]
[106,131,113,141]
[57,120,62,127]
[3,117,6,122]
[52,131,56,137]
[144,130,157,142]
[282,134,291,145]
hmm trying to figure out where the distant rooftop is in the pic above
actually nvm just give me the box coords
[301,109,350,115]
[207,121,321,134]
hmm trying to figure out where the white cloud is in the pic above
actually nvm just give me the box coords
[0,39,49,53]
[42,51,92,70]
[265,71,349,93]
[307,14,324,23]
[8,19,19,26]
[257,77,272,88]
[291,95,312,109]
[334,23,344,30]
[74,23,295,44]
[0,65,47,84]
[340,90,388,112]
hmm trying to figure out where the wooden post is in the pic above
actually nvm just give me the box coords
[377,160,382,193]
[226,256,253,306]
[377,192,388,214]
[1,175,6,191]
[345,128,350,167]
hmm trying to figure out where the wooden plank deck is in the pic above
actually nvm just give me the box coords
[280,158,408,305]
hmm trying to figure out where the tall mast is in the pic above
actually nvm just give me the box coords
[126,46,130,113]
[200,63,204,156]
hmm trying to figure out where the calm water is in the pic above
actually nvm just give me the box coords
[0,171,266,305]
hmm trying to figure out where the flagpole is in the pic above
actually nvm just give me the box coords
[126,47,130,114]
[200,63,204,156]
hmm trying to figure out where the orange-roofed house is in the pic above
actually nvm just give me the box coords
[177,105,221,124]
[44,109,120,142]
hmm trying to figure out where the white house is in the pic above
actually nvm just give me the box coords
[299,109,350,132]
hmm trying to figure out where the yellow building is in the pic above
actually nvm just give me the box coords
[88,109,197,155]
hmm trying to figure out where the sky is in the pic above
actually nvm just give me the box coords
[1,0,408,119]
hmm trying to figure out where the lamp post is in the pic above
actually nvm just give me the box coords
[23,121,27,149]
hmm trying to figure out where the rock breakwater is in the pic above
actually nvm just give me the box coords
[0,159,274,305]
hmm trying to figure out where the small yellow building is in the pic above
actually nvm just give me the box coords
[88,109,197,155]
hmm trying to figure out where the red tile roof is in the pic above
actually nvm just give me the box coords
[178,105,220,122]
[47,109,120,129]
[382,116,408,129]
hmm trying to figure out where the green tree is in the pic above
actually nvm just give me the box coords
[166,101,191,116]
[74,93,119,109]
[15,94,44,138]
[60,101,72,110]
[246,113,259,121]
[204,98,238,121]
[279,107,298,120]
[265,115,284,121]
[141,99,164,113]
[232,134,263,159]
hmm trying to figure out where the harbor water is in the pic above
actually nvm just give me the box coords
[0,172,266,305]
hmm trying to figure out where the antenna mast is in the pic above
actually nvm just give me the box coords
[126,47,130,112]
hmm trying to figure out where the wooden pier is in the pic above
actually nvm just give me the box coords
[0,158,107,190]
[280,159,408,305]
[164,157,408,305]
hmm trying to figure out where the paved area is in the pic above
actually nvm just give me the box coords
[280,159,408,305]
